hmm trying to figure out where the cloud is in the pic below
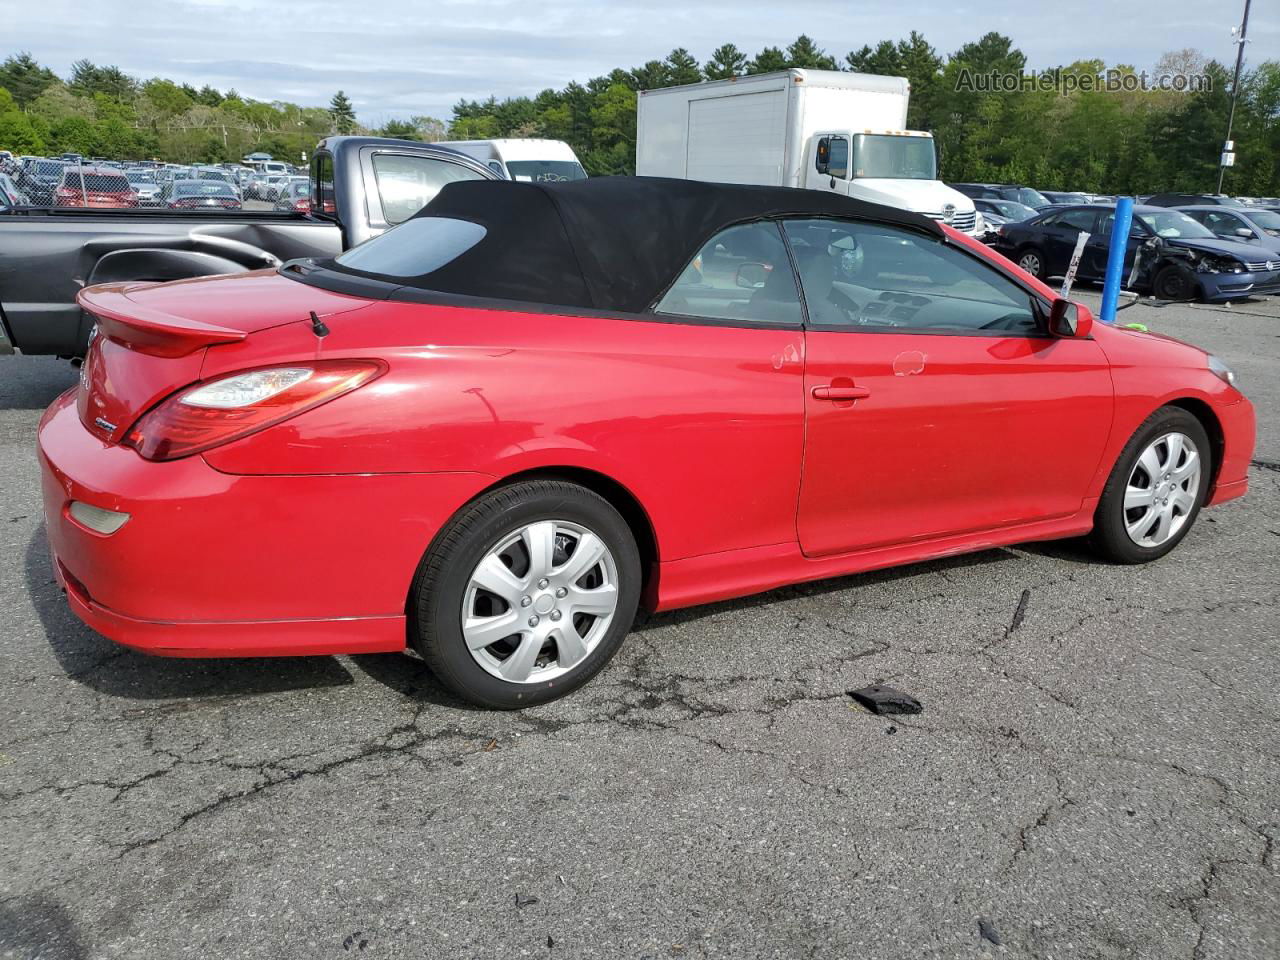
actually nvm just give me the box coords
[8,0,1273,122]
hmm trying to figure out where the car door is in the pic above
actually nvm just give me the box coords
[1081,212,1153,279]
[785,218,1113,557]
[1040,208,1100,274]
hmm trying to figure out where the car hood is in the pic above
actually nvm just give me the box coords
[1161,236,1269,260]
[852,179,976,218]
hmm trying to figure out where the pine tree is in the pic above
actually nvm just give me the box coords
[329,90,356,134]
[663,48,702,86]
[747,46,788,75]
[704,44,748,81]
[786,35,837,70]
[0,53,59,108]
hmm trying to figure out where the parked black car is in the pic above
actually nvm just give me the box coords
[1041,191,1091,205]
[1145,193,1241,208]
[0,139,498,356]
[994,204,1280,302]
[16,159,68,206]
[949,182,1051,209]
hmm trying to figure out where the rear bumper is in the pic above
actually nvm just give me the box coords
[38,390,493,657]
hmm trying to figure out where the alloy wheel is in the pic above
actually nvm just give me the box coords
[1123,432,1201,547]
[461,520,620,684]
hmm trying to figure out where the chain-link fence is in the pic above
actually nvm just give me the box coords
[0,151,308,211]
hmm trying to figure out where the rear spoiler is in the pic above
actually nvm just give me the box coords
[76,283,247,358]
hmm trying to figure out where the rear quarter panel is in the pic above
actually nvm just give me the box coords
[200,301,807,563]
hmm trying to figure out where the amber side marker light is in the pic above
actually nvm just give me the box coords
[124,359,385,461]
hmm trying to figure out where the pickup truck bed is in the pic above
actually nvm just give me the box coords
[0,137,497,356]
[0,209,338,354]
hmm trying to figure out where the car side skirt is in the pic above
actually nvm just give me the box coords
[651,505,1099,613]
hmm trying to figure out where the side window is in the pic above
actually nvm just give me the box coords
[311,153,335,216]
[781,218,1040,335]
[371,154,487,225]
[1204,212,1242,235]
[653,221,802,326]
[1056,209,1098,232]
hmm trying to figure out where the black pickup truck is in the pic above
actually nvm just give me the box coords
[0,137,497,356]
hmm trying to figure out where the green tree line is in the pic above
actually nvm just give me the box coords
[2,34,1278,194]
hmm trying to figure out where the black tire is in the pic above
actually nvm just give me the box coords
[1088,406,1212,564]
[1151,262,1200,301]
[1015,246,1047,280]
[409,480,641,708]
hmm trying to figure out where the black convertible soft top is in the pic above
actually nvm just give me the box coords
[331,176,943,313]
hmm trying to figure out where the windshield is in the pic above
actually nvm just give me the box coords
[1136,210,1215,239]
[505,160,587,183]
[174,181,236,196]
[35,161,65,177]
[126,171,155,183]
[989,200,1036,219]
[1247,210,1280,232]
[851,134,937,181]
[1013,187,1050,208]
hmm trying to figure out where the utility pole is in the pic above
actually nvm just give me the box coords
[1216,0,1251,194]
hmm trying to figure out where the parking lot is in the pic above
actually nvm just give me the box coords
[2,292,1277,959]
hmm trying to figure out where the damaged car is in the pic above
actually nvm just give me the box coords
[995,203,1280,302]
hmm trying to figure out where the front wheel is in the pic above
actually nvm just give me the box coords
[1151,263,1200,301]
[1088,407,1211,563]
[410,481,641,708]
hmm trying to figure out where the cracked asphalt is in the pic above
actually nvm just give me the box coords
[2,292,1278,959]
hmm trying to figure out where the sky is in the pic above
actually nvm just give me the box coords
[8,0,1277,124]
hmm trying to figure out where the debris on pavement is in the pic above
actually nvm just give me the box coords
[1008,588,1031,634]
[515,893,539,909]
[977,917,1003,945]
[847,685,923,715]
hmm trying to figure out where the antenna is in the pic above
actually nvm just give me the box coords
[309,311,330,338]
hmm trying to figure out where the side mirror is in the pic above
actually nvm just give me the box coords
[1048,299,1092,338]
[1235,227,1254,239]
[735,262,770,289]
[815,137,830,176]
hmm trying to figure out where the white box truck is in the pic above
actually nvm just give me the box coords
[436,139,588,182]
[636,69,981,236]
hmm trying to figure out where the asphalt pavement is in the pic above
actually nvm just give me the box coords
[2,292,1277,959]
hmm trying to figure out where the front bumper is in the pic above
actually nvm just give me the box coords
[38,390,493,657]
[1205,394,1255,507]
[1198,269,1280,302]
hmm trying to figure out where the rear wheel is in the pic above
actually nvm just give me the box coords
[1088,407,1211,563]
[1016,247,1046,280]
[410,481,641,708]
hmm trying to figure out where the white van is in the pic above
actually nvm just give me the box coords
[437,139,587,182]
[636,69,981,236]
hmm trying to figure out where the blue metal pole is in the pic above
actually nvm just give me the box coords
[1099,196,1134,325]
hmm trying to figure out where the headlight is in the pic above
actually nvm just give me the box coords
[1196,256,1245,274]
[1207,354,1236,386]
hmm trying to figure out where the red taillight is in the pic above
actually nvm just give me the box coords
[294,198,311,213]
[123,360,385,461]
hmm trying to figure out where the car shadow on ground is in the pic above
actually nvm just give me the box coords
[26,526,356,700]
[0,357,78,411]
[29,518,1053,707]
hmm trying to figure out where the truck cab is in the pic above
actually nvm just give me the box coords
[807,130,978,233]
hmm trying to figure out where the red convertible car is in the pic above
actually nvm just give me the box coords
[39,178,1254,707]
